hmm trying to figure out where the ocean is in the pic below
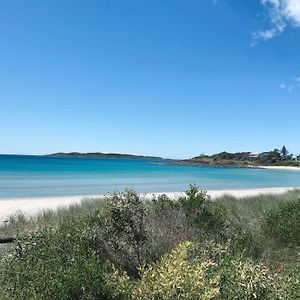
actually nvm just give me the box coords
[0,154,300,199]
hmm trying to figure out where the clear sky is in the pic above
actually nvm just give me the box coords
[1,0,300,158]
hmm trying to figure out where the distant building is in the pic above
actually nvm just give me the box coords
[249,153,259,158]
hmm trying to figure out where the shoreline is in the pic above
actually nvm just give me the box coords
[258,165,300,171]
[1,187,299,223]
[165,161,300,171]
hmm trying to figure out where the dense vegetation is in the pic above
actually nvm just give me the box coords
[47,152,162,159]
[173,146,300,167]
[0,187,299,299]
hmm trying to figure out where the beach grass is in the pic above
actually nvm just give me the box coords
[215,189,300,228]
[1,189,299,237]
[0,197,107,237]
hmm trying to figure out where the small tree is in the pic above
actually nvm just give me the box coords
[297,154,300,161]
[280,145,289,157]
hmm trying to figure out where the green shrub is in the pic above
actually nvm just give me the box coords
[262,199,300,247]
[151,194,178,211]
[145,208,195,261]
[180,241,289,300]
[1,188,300,299]
[178,184,208,216]
[110,241,220,300]
[109,240,291,300]
[179,185,227,236]
[219,257,285,300]
[101,189,148,276]
[282,264,300,299]
[181,240,294,300]
[147,186,227,258]
[228,228,264,259]
[1,217,114,300]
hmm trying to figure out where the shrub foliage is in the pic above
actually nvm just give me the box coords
[262,199,300,247]
[1,186,299,299]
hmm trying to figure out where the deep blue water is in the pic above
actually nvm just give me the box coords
[0,155,300,199]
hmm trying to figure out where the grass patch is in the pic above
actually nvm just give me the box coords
[215,190,300,229]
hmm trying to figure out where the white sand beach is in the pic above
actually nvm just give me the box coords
[1,187,299,223]
[259,166,300,171]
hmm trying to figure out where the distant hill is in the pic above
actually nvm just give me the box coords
[169,149,300,168]
[46,152,162,160]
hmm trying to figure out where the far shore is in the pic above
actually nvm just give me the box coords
[1,187,299,223]
[165,161,300,171]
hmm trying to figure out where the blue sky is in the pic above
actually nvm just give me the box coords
[0,0,300,158]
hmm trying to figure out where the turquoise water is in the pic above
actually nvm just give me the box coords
[0,155,300,199]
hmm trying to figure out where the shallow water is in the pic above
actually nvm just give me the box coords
[0,155,300,199]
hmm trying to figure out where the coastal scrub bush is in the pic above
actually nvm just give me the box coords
[109,240,290,300]
[185,241,288,300]
[101,189,148,276]
[178,185,227,237]
[146,186,227,259]
[219,257,285,300]
[262,199,300,247]
[109,241,220,300]
[151,193,178,211]
[227,228,264,259]
[1,217,115,300]
[1,188,300,300]
[178,184,207,216]
[281,264,300,299]
[145,206,195,261]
